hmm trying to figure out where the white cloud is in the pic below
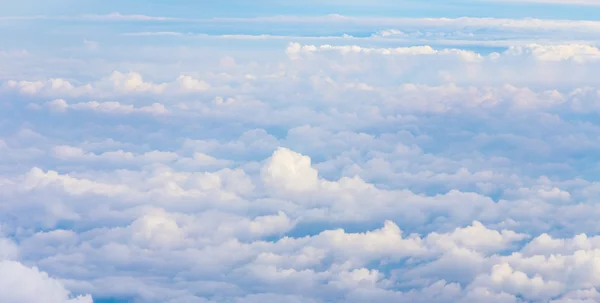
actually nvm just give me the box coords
[105,72,211,95]
[212,15,600,33]
[109,71,168,94]
[174,152,233,168]
[20,167,135,197]
[46,99,169,115]
[261,147,320,192]
[8,9,600,303]
[0,237,18,261]
[5,72,211,98]
[0,261,93,303]
[288,42,600,64]
[77,12,177,21]
[52,146,180,163]
[505,44,600,63]
[176,75,211,92]
[4,79,92,96]
[8,145,600,301]
[425,221,529,254]
[47,98,69,112]
[286,42,484,63]
[469,263,564,301]
[130,209,186,248]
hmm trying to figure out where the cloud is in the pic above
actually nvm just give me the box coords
[6,142,600,301]
[261,147,320,192]
[0,237,19,261]
[0,261,93,303]
[289,42,600,63]
[505,44,600,63]
[77,12,177,21]
[0,235,92,303]
[52,146,178,163]
[46,99,169,115]
[4,72,210,98]
[4,79,93,96]
[7,7,600,303]
[175,75,211,92]
[211,15,600,33]
[286,42,483,62]
[108,71,168,94]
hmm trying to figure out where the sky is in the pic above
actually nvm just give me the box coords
[5,1,600,302]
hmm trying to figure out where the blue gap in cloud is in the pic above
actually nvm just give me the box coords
[94,298,134,303]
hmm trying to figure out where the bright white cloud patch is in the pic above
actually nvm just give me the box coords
[0,236,92,303]
[4,3,600,303]
[0,261,93,303]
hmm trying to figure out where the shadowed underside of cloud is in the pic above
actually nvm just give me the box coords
[4,7,600,303]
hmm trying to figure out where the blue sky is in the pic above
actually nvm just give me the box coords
[4,1,600,303]
[5,0,600,18]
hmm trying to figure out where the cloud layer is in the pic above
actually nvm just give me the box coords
[3,7,600,303]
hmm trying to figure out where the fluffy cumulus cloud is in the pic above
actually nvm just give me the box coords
[0,236,92,303]
[5,2,600,303]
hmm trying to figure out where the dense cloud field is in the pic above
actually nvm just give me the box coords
[4,2,600,302]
